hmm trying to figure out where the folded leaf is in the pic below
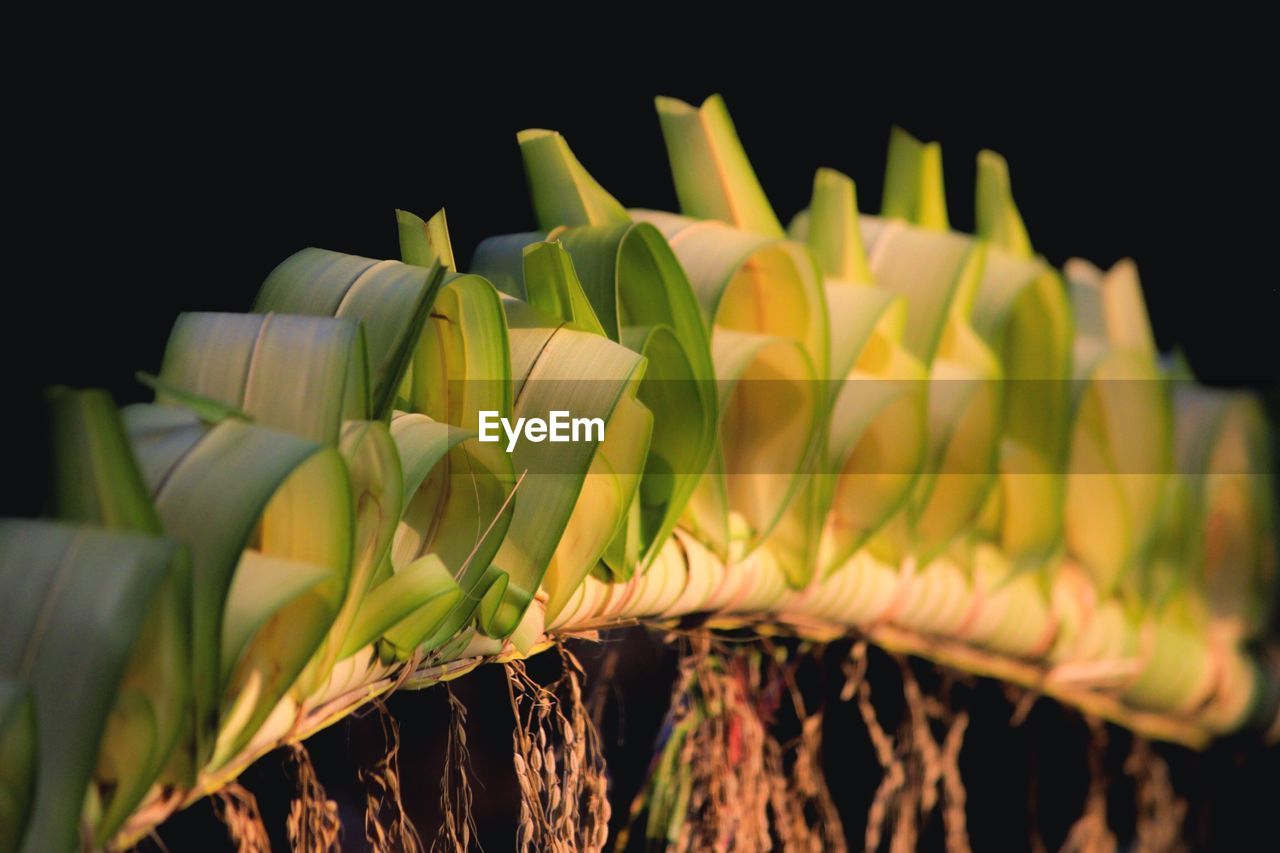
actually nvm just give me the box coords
[256,248,446,419]
[0,520,178,853]
[478,132,719,563]
[123,405,352,766]
[654,94,784,237]
[975,149,1033,258]
[157,312,369,445]
[45,388,193,842]
[883,126,949,231]
[0,679,35,853]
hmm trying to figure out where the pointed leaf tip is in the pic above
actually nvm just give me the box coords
[521,240,607,337]
[655,93,783,237]
[807,167,871,282]
[397,208,456,271]
[517,128,629,230]
[1102,258,1158,357]
[883,126,950,232]
[46,386,163,534]
[976,149,1033,258]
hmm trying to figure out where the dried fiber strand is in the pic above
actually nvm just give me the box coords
[432,687,474,853]
[1124,737,1186,853]
[359,701,424,853]
[286,742,341,852]
[504,645,610,852]
[1060,717,1117,853]
[211,782,271,853]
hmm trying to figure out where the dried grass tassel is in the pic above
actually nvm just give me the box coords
[504,644,610,852]
[761,642,847,853]
[285,742,341,852]
[1061,717,1117,853]
[850,642,904,853]
[357,701,424,853]
[431,686,475,852]
[211,782,271,853]
[622,633,772,852]
[1124,737,1186,853]
[939,708,970,853]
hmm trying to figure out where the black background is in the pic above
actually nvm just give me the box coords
[8,48,1279,851]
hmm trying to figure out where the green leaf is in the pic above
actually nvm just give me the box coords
[385,260,520,641]
[966,226,1074,569]
[655,94,784,237]
[476,219,719,564]
[134,372,253,424]
[1065,348,1170,597]
[975,149,1033,258]
[157,312,370,445]
[630,209,829,559]
[805,168,872,283]
[296,419,403,695]
[517,129,630,229]
[0,679,35,853]
[365,555,464,655]
[882,126,950,231]
[44,388,193,843]
[1068,258,1157,358]
[0,520,178,853]
[1063,260,1170,599]
[256,249,446,419]
[862,221,980,363]
[522,241,608,335]
[389,411,513,650]
[211,446,350,768]
[220,554,332,687]
[475,136,723,569]
[812,288,928,578]
[405,273,513,429]
[485,298,651,637]
[686,328,821,560]
[397,208,456,271]
[46,387,162,532]
[1168,388,1275,632]
[123,406,352,766]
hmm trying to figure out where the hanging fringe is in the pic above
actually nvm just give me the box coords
[939,707,970,853]
[1061,717,1117,853]
[432,685,476,852]
[504,644,610,852]
[211,782,271,853]
[621,632,772,852]
[359,700,424,853]
[756,640,847,853]
[769,696,848,852]
[285,742,341,852]
[849,641,904,853]
[1124,737,1186,853]
[846,643,972,853]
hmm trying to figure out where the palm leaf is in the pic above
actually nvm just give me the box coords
[123,404,352,767]
[255,248,446,419]
[0,520,179,853]
[46,388,193,842]
[0,679,35,852]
